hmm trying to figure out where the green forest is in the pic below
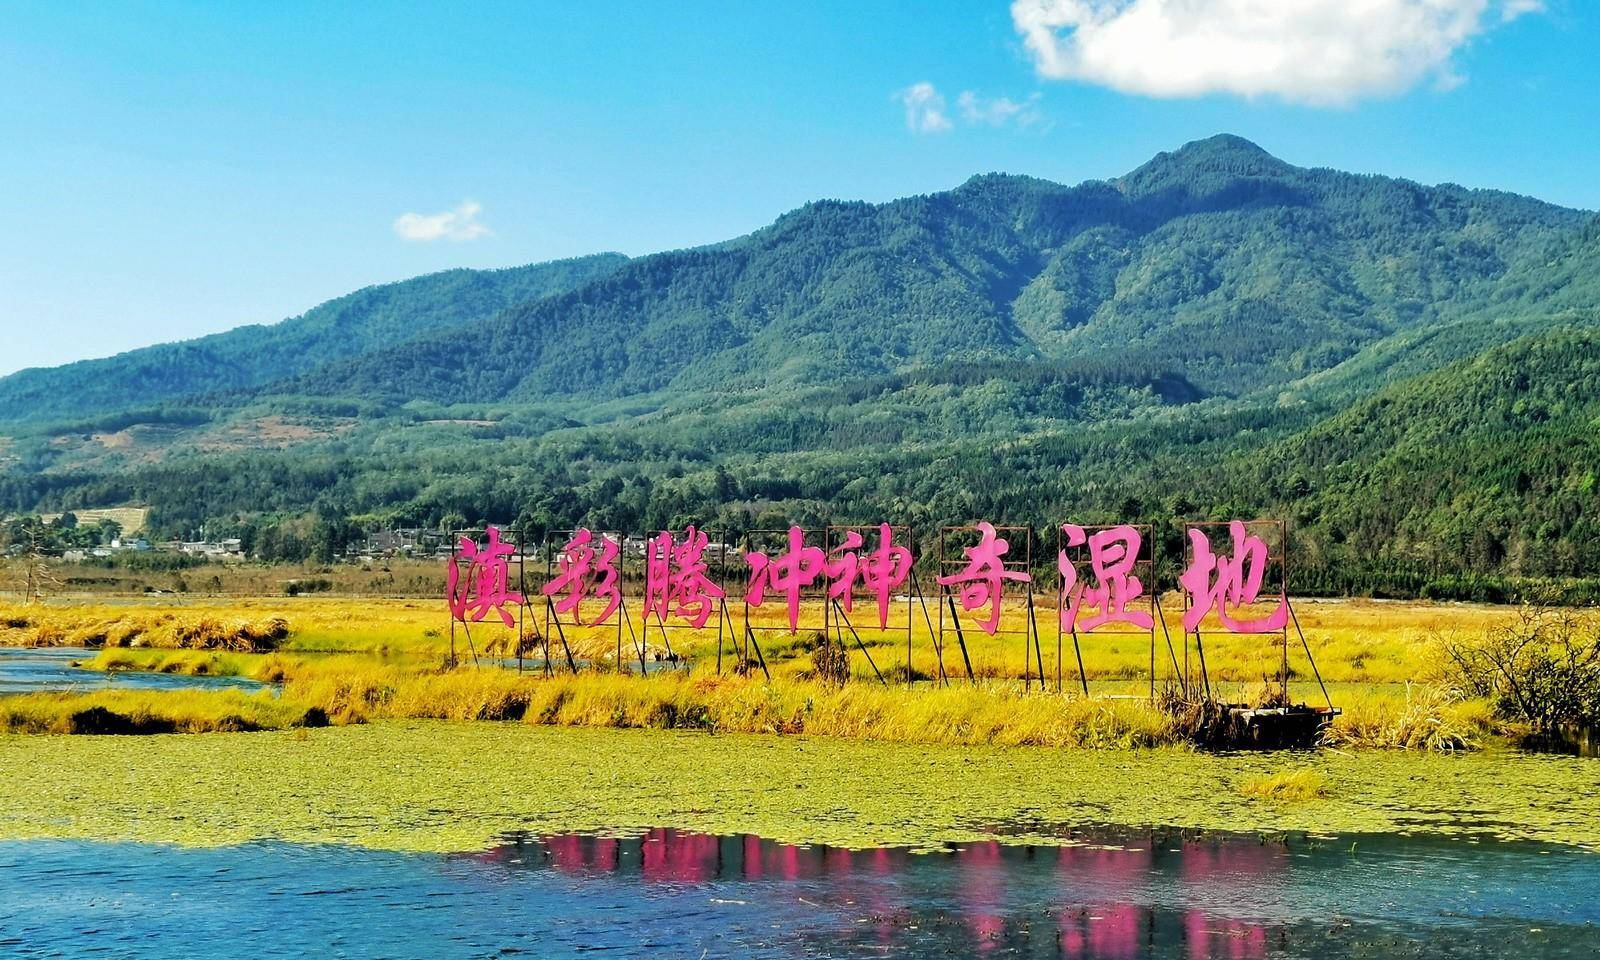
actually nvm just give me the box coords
[2,135,1597,601]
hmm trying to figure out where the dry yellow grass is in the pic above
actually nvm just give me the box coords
[0,597,472,655]
[58,645,1500,751]
[0,593,1518,682]
[264,658,1176,747]
[0,593,1537,749]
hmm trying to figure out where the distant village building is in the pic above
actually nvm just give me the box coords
[361,528,451,559]
[177,539,244,559]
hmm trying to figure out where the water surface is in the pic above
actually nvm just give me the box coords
[0,647,269,695]
[2,828,1596,958]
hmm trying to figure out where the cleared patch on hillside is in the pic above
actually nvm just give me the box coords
[40,424,189,470]
[37,506,150,535]
[198,415,358,451]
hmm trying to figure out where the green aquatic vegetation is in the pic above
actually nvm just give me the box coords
[0,721,1596,853]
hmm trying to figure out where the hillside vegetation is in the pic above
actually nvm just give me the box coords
[0,253,627,422]
[1,135,1597,598]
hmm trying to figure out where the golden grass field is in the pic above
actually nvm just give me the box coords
[0,591,1520,677]
[0,591,1523,750]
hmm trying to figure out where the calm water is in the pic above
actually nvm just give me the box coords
[0,647,269,695]
[2,829,1597,958]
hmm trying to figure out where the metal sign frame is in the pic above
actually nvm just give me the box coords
[935,524,1045,688]
[433,518,1334,714]
[635,527,735,675]
[445,524,540,671]
[821,523,918,686]
[539,528,634,676]
[736,528,832,681]
[1055,522,1159,699]
[1180,518,1290,703]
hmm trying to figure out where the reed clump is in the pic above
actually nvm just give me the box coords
[0,604,289,652]
[90,647,298,680]
[1321,684,1495,752]
[0,689,325,735]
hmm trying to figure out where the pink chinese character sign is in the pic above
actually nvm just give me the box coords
[823,524,914,631]
[1056,523,1157,697]
[1057,524,1155,633]
[936,524,1045,688]
[736,527,828,679]
[542,528,622,626]
[820,524,918,685]
[1178,520,1288,634]
[445,525,527,667]
[1178,519,1292,702]
[538,528,638,676]
[642,525,732,671]
[743,526,827,634]
[645,526,725,629]
[431,515,1333,723]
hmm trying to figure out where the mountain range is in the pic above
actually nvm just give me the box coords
[2,135,1596,596]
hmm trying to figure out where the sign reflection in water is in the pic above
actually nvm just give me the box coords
[471,828,1292,958]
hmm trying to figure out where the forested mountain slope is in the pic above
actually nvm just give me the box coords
[1254,326,1600,580]
[0,252,627,423]
[282,134,1590,405]
[2,136,1597,597]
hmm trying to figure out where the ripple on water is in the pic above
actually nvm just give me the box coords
[2,828,1599,959]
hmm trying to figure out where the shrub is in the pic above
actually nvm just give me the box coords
[810,634,850,685]
[1442,604,1600,736]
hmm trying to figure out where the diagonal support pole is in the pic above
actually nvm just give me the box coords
[832,600,886,685]
[944,593,976,681]
[742,622,772,681]
[1287,598,1334,710]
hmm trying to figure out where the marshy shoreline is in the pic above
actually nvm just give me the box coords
[2,594,1596,854]
[0,595,1545,750]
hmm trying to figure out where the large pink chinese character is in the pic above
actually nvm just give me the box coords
[1179,521,1288,633]
[937,522,1030,635]
[645,525,726,628]
[824,523,913,629]
[744,526,825,633]
[1059,524,1154,633]
[541,528,620,625]
[446,525,525,627]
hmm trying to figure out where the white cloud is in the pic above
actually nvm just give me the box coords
[1010,0,1543,106]
[893,82,954,133]
[392,200,492,242]
[896,83,1048,133]
[957,90,1046,127]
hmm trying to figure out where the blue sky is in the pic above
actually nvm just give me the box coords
[1,1,1594,375]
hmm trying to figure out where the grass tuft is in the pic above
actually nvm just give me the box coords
[1237,769,1330,802]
